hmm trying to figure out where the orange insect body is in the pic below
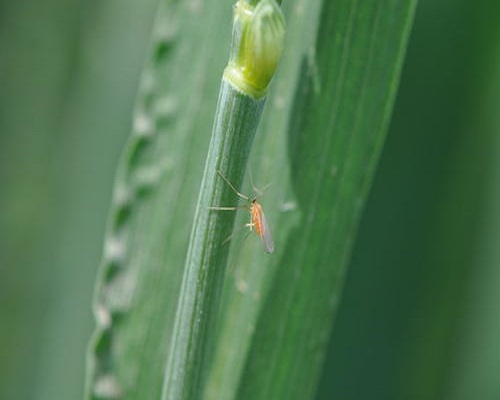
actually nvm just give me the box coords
[250,200,264,236]
[249,199,274,254]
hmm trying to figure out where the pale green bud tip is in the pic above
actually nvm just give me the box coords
[225,0,286,98]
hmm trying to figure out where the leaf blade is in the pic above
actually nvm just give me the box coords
[206,1,417,399]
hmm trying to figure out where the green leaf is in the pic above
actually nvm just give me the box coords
[86,0,416,399]
[206,1,416,399]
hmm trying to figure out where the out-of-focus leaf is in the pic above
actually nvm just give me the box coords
[315,2,500,400]
[86,1,237,399]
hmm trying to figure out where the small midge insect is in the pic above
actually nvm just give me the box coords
[209,170,274,254]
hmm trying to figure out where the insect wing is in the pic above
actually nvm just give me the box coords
[258,209,274,254]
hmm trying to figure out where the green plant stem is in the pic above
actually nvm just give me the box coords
[161,78,265,400]
[161,1,285,397]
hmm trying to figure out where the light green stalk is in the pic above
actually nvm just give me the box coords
[161,1,285,399]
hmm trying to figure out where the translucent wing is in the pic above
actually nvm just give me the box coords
[258,209,274,254]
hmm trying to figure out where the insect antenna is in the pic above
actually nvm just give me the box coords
[248,166,272,197]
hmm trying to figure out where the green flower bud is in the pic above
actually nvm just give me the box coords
[224,0,286,98]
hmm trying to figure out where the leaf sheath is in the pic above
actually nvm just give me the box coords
[161,79,265,400]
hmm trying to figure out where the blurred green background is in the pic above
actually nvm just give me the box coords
[1,0,499,399]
